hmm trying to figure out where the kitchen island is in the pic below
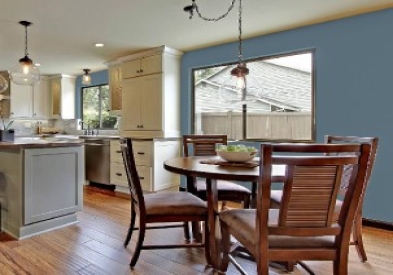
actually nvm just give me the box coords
[0,137,84,239]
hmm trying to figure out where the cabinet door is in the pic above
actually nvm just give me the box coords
[10,82,33,118]
[122,59,141,79]
[50,78,61,117]
[33,77,49,118]
[122,77,142,130]
[140,55,162,76]
[140,74,162,130]
[109,65,122,112]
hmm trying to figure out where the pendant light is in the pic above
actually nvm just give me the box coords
[9,21,40,86]
[183,0,260,103]
[82,69,92,85]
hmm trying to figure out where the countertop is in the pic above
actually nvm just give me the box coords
[0,137,84,150]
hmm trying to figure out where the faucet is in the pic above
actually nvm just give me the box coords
[79,120,91,135]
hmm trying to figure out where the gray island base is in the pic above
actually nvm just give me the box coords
[0,141,84,239]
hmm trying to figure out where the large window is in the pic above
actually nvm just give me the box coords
[192,50,315,141]
[81,84,118,129]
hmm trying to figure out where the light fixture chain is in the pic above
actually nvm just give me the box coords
[24,24,29,57]
[238,0,243,62]
[195,0,237,22]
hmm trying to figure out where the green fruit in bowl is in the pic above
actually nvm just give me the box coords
[216,144,258,153]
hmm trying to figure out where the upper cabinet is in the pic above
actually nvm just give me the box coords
[32,76,50,119]
[49,75,76,119]
[122,54,162,79]
[106,46,183,138]
[108,64,122,115]
[0,71,50,119]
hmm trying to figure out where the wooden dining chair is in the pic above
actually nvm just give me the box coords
[219,142,371,275]
[182,134,252,209]
[120,138,211,267]
[270,135,378,263]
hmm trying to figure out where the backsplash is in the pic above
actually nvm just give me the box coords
[3,118,119,136]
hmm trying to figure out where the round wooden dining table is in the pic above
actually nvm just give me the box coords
[163,155,286,270]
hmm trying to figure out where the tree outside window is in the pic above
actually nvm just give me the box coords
[81,84,118,129]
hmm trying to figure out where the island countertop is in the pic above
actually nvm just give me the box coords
[0,138,84,150]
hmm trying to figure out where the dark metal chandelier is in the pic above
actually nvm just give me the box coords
[184,0,249,90]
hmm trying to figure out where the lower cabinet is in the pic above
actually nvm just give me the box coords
[110,139,180,192]
[0,145,84,239]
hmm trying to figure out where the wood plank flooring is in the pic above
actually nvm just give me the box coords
[0,186,392,275]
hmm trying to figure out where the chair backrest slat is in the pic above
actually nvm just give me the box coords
[120,138,145,213]
[183,134,227,157]
[279,164,343,227]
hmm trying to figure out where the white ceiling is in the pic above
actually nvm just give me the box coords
[1,0,392,76]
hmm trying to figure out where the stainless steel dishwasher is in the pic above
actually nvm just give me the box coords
[84,138,111,185]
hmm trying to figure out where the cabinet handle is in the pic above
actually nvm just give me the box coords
[140,69,143,73]
[137,152,145,155]
[116,172,123,176]
[136,70,140,73]
[116,150,121,153]
[139,177,145,180]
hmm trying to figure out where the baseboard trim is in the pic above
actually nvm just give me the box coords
[363,218,393,231]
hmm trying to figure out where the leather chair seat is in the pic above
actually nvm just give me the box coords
[196,179,251,199]
[145,192,207,216]
[219,209,335,248]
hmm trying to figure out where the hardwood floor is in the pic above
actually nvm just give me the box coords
[0,186,392,275]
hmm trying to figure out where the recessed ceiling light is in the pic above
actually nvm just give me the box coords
[94,43,104,47]
[35,63,41,67]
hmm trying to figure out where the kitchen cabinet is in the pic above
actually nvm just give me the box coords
[108,64,122,115]
[122,54,162,79]
[0,145,84,239]
[49,75,76,119]
[122,74,162,132]
[110,139,180,192]
[119,46,183,138]
[9,82,32,118]
[110,139,128,188]
[0,72,49,119]
[32,76,50,118]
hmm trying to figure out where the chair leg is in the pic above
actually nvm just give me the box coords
[353,211,367,262]
[203,220,212,266]
[183,222,191,242]
[130,222,146,267]
[219,221,231,273]
[124,209,137,247]
[192,221,202,242]
[243,195,250,209]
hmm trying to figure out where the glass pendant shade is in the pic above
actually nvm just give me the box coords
[219,65,262,104]
[0,74,8,93]
[10,58,40,86]
[82,69,91,85]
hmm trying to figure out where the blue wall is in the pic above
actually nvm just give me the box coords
[75,70,108,118]
[180,8,393,222]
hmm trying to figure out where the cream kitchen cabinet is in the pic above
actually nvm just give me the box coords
[122,54,161,79]
[49,75,76,119]
[110,139,180,192]
[32,76,50,118]
[110,139,128,188]
[108,64,122,115]
[8,76,49,119]
[122,74,162,132]
[119,46,182,138]
[9,82,32,118]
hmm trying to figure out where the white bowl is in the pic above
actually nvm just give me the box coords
[216,150,257,163]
